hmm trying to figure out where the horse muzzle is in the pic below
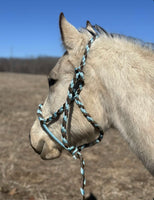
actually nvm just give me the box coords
[29,124,61,160]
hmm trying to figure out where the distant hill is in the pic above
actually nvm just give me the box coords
[0,56,59,75]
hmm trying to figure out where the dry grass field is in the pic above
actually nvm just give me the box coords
[0,72,153,200]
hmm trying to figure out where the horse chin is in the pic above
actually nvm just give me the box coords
[40,147,61,160]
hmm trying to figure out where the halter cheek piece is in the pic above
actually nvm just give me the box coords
[37,35,104,200]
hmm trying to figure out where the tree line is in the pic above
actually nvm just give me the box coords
[0,57,59,75]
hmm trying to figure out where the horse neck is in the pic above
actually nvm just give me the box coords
[92,37,154,172]
[93,36,153,126]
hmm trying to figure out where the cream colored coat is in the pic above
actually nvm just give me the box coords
[30,13,154,176]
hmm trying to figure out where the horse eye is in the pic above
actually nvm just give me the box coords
[48,78,57,87]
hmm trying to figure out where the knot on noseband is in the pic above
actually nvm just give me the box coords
[37,34,103,200]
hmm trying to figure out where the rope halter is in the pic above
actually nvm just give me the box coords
[37,34,104,200]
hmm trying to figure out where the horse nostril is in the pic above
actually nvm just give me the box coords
[36,140,45,154]
[29,132,45,155]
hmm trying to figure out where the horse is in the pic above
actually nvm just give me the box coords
[30,13,154,180]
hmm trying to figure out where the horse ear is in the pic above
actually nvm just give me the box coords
[59,13,82,50]
[86,20,96,35]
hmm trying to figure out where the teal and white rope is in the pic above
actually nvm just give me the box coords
[37,35,104,200]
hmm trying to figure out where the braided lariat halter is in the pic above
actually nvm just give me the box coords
[37,35,104,199]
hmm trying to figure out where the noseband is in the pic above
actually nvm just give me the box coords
[37,35,104,199]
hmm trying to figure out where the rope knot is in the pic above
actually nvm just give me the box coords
[75,67,84,81]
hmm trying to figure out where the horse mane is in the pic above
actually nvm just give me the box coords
[110,33,154,51]
[81,24,154,51]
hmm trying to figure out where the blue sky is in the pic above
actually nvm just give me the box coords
[1,0,154,58]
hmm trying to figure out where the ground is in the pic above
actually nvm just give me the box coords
[0,72,153,200]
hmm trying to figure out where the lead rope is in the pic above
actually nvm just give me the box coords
[37,35,104,200]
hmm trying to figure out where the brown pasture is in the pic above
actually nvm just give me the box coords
[0,72,153,200]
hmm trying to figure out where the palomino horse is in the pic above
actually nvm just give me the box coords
[30,13,154,197]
